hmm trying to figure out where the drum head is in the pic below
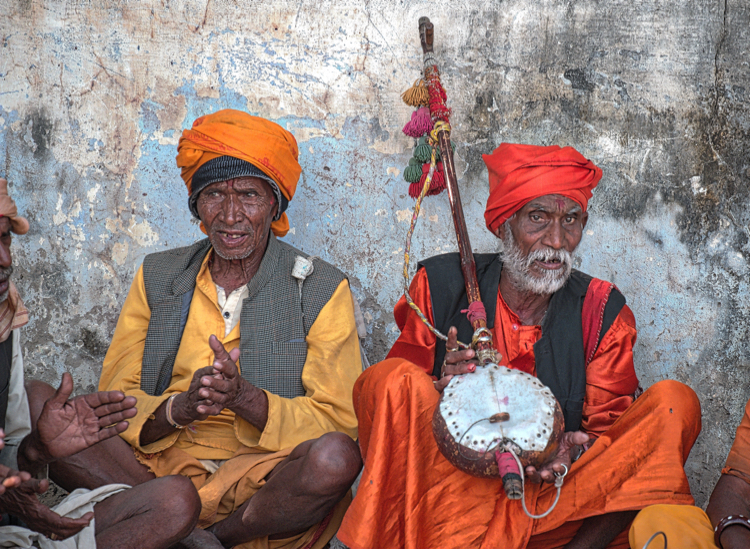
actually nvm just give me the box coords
[433,363,564,477]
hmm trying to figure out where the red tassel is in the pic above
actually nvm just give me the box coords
[408,180,423,199]
[428,167,446,195]
[425,66,451,123]
[411,162,446,197]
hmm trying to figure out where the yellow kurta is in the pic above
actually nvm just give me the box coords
[99,252,361,458]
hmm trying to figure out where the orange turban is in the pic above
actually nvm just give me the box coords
[482,143,602,233]
[176,109,301,237]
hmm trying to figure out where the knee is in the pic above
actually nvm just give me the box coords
[304,432,362,496]
[648,380,701,423]
[152,475,201,538]
[25,380,56,428]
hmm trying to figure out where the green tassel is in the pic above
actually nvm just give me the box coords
[408,157,420,166]
[414,143,432,163]
[403,164,422,182]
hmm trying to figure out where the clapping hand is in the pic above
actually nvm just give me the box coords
[199,335,247,412]
[170,335,246,423]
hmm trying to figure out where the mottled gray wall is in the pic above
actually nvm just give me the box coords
[1,0,748,507]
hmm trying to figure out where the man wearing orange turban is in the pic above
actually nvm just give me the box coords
[338,143,700,549]
[63,110,364,549]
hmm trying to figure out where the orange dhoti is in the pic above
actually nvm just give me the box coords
[338,359,701,549]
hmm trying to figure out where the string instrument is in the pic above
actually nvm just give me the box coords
[399,17,565,507]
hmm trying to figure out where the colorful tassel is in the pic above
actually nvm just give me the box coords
[403,164,422,183]
[414,143,432,163]
[408,180,423,198]
[407,162,446,199]
[402,107,432,138]
[401,79,429,107]
[426,67,451,122]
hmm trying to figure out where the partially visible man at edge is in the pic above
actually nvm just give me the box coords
[0,178,200,548]
[629,396,750,549]
[43,110,363,549]
[337,143,702,549]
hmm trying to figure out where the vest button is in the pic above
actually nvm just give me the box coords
[512,324,519,331]
[223,311,230,319]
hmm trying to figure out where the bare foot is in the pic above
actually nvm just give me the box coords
[170,527,225,549]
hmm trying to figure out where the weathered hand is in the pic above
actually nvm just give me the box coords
[525,430,589,484]
[435,326,479,393]
[198,335,248,412]
[30,372,137,463]
[171,365,224,424]
[171,336,245,423]
[0,475,93,540]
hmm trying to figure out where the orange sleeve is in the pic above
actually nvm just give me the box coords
[385,268,437,376]
[581,304,640,437]
[722,398,750,484]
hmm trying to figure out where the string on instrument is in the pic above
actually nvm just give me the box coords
[401,123,470,350]
[505,445,566,520]
[641,531,667,549]
[453,412,566,519]
[455,415,507,460]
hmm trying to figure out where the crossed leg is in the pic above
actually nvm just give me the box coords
[25,380,200,549]
[26,381,362,547]
[207,432,362,546]
[92,476,201,549]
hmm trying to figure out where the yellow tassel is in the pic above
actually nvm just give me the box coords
[401,79,429,107]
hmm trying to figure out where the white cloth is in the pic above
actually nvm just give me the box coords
[0,484,129,548]
[215,284,249,337]
[0,330,31,470]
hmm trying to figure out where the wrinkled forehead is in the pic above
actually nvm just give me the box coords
[202,176,274,196]
[520,194,583,214]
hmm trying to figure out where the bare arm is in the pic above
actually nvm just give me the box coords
[17,372,136,476]
[706,474,750,549]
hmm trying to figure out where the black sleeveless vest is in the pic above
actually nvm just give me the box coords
[0,333,14,431]
[418,253,625,432]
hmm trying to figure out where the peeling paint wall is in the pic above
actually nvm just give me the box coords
[1,0,748,507]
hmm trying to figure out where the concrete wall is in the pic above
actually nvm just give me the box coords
[1,0,748,507]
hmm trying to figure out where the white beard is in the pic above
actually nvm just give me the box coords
[500,224,573,295]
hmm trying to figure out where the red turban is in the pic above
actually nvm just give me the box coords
[176,109,301,237]
[482,143,602,233]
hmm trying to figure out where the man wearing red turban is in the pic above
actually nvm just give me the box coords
[338,143,700,549]
[55,110,364,549]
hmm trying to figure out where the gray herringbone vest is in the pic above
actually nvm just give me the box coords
[139,235,346,399]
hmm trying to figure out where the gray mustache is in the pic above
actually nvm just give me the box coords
[524,248,572,268]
